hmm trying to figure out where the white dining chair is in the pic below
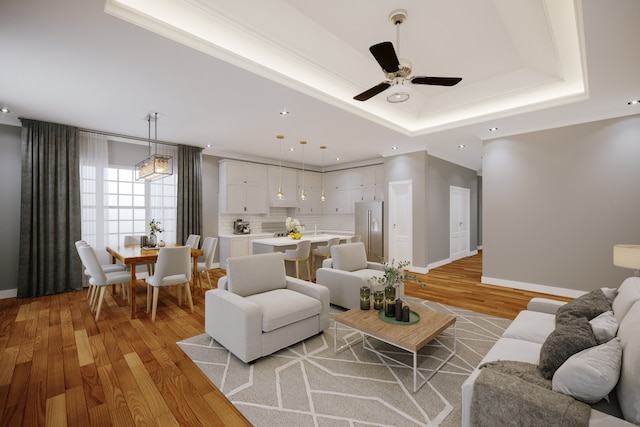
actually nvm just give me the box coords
[284,240,311,280]
[311,237,340,277]
[75,240,126,303]
[197,237,218,289]
[145,246,193,323]
[77,245,132,321]
[348,235,361,243]
[185,234,201,249]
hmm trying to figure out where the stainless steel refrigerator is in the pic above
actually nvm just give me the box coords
[355,201,384,262]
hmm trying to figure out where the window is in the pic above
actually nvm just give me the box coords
[104,167,177,247]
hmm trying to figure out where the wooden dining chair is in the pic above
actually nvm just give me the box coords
[284,240,311,280]
[77,245,131,321]
[197,237,218,289]
[185,234,201,249]
[145,246,193,323]
[75,240,125,303]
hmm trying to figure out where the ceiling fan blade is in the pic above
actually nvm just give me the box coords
[411,76,462,86]
[353,82,391,101]
[369,42,400,74]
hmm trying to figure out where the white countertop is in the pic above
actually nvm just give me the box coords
[252,234,351,247]
[219,233,273,239]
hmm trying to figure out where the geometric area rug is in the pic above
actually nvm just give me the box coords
[177,298,511,427]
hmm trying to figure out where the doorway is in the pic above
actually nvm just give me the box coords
[450,185,470,261]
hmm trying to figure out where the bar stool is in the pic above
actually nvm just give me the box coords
[311,237,340,277]
[284,240,311,280]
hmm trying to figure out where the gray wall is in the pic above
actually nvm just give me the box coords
[385,151,429,268]
[427,156,479,263]
[384,151,479,269]
[202,154,220,262]
[483,114,640,292]
[0,124,22,292]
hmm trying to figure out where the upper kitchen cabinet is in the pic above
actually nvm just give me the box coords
[351,165,385,203]
[267,165,298,207]
[323,170,352,214]
[297,171,323,214]
[219,160,268,214]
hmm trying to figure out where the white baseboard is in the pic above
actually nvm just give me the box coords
[427,250,479,271]
[407,265,428,274]
[481,276,585,298]
[0,288,17,299]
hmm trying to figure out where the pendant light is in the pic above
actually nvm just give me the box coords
[299,140,307,201]
[276,135,285,200]
[135,112,173,181]
[320,145,327,202]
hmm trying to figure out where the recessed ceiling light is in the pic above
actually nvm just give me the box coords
[335,157,340,161]
[206,144,211,148]
[391,146,398,150]
[0,107,10,114]
[458,144,466,149]
[628,100,640,105]
[279,110,289,115]
[289,147,295,152]
[489,127,498,132]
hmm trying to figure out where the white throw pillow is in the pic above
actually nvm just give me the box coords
[600,287,618,305]
[552,338,622,404]
[589,311,618,344]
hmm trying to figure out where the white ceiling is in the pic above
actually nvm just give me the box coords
[0,0,638,171]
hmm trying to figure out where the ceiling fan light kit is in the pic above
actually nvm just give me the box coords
[354,9,462,103]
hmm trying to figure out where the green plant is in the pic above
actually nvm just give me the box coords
[149,219,163,234]
[371,259,426,289]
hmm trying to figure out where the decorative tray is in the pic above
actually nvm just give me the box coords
[377,309,420,325]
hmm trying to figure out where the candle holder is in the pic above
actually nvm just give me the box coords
[360,286,371,310]
[384,284,396,317]
[373,291,384,310]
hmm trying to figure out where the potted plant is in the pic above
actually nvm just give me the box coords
[371,259,425,316]
[148,219,163,247]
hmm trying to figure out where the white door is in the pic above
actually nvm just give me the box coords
[388,181,412,264]
[450,186,470,261]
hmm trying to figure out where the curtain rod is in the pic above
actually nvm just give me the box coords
[79,127,180,148]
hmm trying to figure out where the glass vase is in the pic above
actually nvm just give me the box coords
[148,233,157,248]
[384,284,397,317]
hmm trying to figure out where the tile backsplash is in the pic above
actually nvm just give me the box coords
[219,208,355,235]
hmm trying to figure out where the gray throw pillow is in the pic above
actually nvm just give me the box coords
[556,289,611,325]
[539,317,598,379]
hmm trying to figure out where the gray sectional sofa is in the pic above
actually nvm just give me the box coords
[461,277,640,426]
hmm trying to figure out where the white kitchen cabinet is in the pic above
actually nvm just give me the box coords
[219,233,272,267]
[219,160,268,214]
[297,171,323,214]
[353,165,385,202]
[267,165,298,207]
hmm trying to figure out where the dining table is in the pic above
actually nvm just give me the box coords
[106,243,204,319]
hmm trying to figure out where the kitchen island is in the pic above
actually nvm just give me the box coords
[252,234,353,277]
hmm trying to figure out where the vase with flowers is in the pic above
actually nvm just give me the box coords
[286,217,303,240]
[371,259,424,316]
[148,219,163,248]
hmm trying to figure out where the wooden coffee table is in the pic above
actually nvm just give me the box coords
[334,302,456,392]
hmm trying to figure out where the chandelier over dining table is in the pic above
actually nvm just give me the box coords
[136,111,173,181]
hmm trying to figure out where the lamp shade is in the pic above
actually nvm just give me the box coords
[613,244,640,269]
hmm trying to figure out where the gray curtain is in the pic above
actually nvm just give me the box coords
[18,119,83,298]
[177,144,203,245]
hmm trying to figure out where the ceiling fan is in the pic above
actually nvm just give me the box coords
[354,9,462,103]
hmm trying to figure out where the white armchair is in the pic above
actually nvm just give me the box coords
[205,252,330,363]
[315,242,404,309]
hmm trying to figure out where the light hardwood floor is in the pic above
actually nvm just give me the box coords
[0,251,570,425]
